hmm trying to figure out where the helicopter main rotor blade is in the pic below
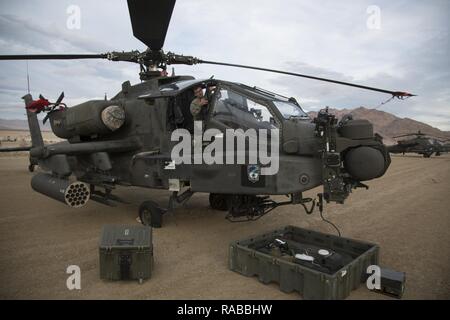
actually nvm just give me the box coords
[199,60,415,98]
[127,0,176,51]
[0,54,107,60]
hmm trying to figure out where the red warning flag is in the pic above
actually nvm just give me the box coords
[26,98,50,113]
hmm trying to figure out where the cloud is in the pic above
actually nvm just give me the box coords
[0,14,112,53]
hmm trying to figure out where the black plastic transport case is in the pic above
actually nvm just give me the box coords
[99,225,153,283]
[376,268,406,298]
[229,225,379,300]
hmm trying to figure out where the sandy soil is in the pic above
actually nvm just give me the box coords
[0,154,449,300]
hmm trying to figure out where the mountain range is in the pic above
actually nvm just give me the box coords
[0,118,51,131]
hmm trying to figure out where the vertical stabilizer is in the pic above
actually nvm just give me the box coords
[22,94,44,148]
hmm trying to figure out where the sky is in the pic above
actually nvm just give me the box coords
[0,0,449,130]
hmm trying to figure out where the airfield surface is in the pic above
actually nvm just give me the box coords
[0,152,449,299]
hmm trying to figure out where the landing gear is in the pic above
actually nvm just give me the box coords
[225,193,317,222]
[28,164,35,172]
[138,189,194,228]
[227,195,270,219]
[139,201,163,228]
[209,193,229,211]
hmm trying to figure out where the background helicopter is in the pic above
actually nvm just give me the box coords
[387,130,449,158]
[0,0,414,228]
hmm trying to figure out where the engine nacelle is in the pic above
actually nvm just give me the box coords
[49,100,125,139]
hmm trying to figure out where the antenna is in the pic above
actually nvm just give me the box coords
[26,60,30,94]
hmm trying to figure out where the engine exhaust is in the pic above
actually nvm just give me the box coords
[31,173,90,208]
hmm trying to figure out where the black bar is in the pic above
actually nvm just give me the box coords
[0,54,107,60]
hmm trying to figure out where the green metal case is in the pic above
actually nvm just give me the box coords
[229,225,379,300]
[99,225,153,282]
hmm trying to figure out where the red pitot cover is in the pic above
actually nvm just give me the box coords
[26,98,50,113]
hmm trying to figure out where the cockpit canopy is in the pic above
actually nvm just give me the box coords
[210,82,309,130]
[138,78,310,131]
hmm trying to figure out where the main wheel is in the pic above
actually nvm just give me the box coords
[209,193,229,211]
[139,201,163,228]
[28,164,35,172]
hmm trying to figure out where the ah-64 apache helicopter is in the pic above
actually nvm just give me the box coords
[0,0,414,228]
[387,131,449,158]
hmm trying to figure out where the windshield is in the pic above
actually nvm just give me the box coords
[273,101,309,119]
[212,88,278,130]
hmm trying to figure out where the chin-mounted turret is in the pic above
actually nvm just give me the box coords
[314,108,391,204]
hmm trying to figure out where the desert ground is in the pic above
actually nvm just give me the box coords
[0,130,61,156]
[0,144,449,299]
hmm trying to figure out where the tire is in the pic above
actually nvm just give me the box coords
[28,164,35,172]
[209,193,229,211]
[139,201,163,228]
